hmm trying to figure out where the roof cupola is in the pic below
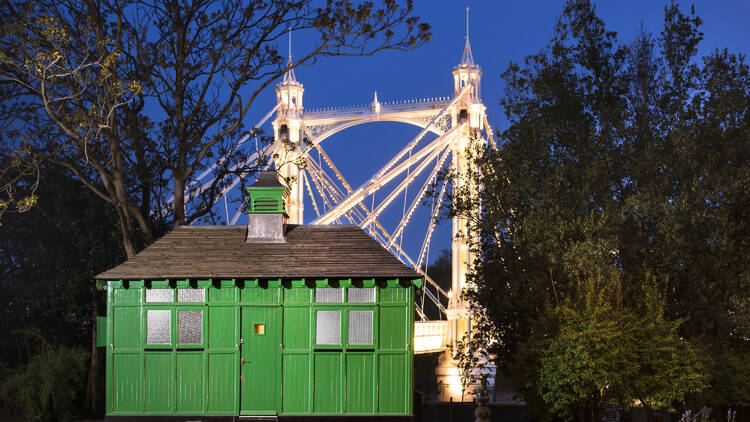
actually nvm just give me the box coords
[245,171,288,243]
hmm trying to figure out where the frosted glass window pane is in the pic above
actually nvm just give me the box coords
[348,310,373,345]
[348,288,375,303]
[178,310,203,345]
[146,289,172,302]
[146,310,171,345]
[177,289,204,302]
[315,310,341,345]
[315,288,343,303]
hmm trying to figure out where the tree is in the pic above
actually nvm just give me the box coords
[450,0,750,419]
[0,0,431,256]
[0,164,125,416]
[522,277,705,422]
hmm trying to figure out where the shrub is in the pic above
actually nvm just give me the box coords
[0,340,89,422]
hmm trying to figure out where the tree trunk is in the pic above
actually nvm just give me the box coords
[86,287,99,415]
[115,205,137,257]
[173,174,186,226]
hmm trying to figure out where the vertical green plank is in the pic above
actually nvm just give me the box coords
[313,354,343,413]
[112,353,142,413]
[378,287,407,303]
[282,354,311,413]
[208,306,235,348]
[175,353,204,413]
[209,286,236,303]
[346,353,375,414]
[207,354,235,412]
[113,307,140,349]
[144,353,172,412]
[105,284,114,414]
[283,307,310,349]
[96,317,107,348]
[114,288,141,304]
[241,287,280,303]
[283,287,311,303]
[407,287,415,414]
[379,307,407,350]
[378,354,407,414]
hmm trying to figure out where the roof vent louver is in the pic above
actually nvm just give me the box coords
[245,171,288,243]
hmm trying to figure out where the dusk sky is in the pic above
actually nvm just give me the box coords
[233,0,750,265]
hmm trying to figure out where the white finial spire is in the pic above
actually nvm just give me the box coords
[460,7,475,66]
[282,28,298,84]
[371,90,381,113]
[466,7,469,41]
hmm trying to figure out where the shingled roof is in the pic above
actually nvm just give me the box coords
[95,225,420,280]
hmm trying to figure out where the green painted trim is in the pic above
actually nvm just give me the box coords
[315,279,329,288]
[150,279,170,289]
[240,410,277,416]
[362,279,375,288]
[268,279,282,288]
[386,278,399,287]
[246,279,259,288]
[96,317,107,347]
[220,279,236,288]
[105,282,113,413]
[176,279,190,288]
[291,279,305,288]
[339,278,352,288]
[411,278,423,288]
[96,279,106,290]
[196,279,212,288]
[408,285,415,414]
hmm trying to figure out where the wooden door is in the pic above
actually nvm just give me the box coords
[240,306,281,415]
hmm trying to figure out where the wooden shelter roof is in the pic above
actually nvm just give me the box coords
[96,225,420,280]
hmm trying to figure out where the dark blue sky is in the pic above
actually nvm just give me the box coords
[235,0,750,266]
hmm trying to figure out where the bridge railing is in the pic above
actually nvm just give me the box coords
[304,97,451,119]
[414,320,449,354]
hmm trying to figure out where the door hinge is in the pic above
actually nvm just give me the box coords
[240,338,244,344]
[240,375,244,381]
[240,358,245,366]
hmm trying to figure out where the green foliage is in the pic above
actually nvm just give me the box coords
[0,331,89,422]
[451,312,492,402]
[513,277,706,421]
[451,0,750,419]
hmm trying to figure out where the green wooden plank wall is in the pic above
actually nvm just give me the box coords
[104,280,415,416]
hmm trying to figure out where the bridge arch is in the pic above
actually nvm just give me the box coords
[303,116,444,147]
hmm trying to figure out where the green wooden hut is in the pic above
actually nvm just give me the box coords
[95,171,422,421]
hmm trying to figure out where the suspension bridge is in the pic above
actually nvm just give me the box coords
[168,13,495,401]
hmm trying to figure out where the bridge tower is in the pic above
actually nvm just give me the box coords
[435,9,493,402]
[272,39,306,224]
